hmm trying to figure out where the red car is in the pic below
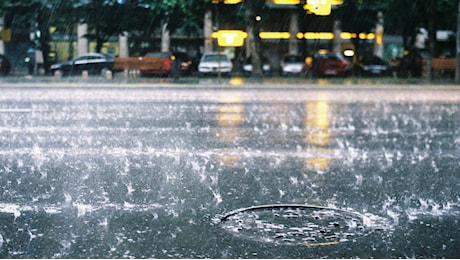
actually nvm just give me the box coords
[139,52,174,76]
[304,52,352,77]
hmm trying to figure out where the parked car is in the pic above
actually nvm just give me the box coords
[197,53,233,76]
[280,55,305,76]
[242,56,272,76]
[306,52,352,77]
[356,55,389,76]
[392,48,428,78]
[0,54,11,76]
[50,53,114,76]
[172,52,194,76]
[139,52,175,76]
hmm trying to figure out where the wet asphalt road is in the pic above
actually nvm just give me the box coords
[0,84,459,258]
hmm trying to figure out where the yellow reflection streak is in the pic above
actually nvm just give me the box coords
[214,94,245,167]
[304,100,332,172]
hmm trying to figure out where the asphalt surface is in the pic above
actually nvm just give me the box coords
[0,81,459,258]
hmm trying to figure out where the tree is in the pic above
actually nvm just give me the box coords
[243,0,265,78]
[2,0,54,70]
[75,0,146,53]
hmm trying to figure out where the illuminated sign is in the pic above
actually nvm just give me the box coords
[259,32,291,39]
[303,0,343,16]
[303,32,334,39]
[215,30,247,47]
[223,0,242,3]
[212,0,242,3]
[270,0,301,4]
[304,0,331,16]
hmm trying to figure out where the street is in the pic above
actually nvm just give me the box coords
[0,84,459,258]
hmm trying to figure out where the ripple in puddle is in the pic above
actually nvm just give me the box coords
[214,204,392,246]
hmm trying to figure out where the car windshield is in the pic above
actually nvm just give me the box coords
[202,54,229,62]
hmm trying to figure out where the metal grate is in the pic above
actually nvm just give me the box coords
[216,204,371,246]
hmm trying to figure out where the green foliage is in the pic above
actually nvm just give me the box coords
[1,0,459,55]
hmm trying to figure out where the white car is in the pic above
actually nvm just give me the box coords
[280,55,305,76]
[198,53,233,76]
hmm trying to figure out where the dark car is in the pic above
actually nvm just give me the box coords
[173,52,194,76]
[0,54,12,76]
[242,56,272,76]
[392,48,428,78]
[50,53,114,76]
[356,56,389,77]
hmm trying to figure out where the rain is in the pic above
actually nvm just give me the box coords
[1,0,460,259]
[0,86,458,258]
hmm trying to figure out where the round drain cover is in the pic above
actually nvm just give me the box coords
[216,204,371,246]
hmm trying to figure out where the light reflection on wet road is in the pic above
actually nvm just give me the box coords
[0,86,459,258]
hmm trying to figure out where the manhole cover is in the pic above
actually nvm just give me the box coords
[215,204,386,246]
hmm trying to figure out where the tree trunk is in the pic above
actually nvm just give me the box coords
[77,23,88,56]
[427,0,436,79]
[204,9,213,53]
[456,1,460,83]
[0,17,5,55]
[161,17,170,52]
[245,2,262,78]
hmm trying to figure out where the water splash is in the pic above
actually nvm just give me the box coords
[216,204,393,246]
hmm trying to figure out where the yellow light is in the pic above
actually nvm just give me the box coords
[318,33,334,39]
[329,0,343,4]
[343,49,355,57]
[366,33,375,40]
[375,30,383,45]
[216,30,247,47]
[271,0,301,4]
[304,32,316,39]
[296,32,304,39]
[229,77,244,86]
[340,32,353,39]
[359,33,367,39]
[259,32,291,39]
[303,32,334,39]
[304,0,331,16]
[223,0,242,4]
